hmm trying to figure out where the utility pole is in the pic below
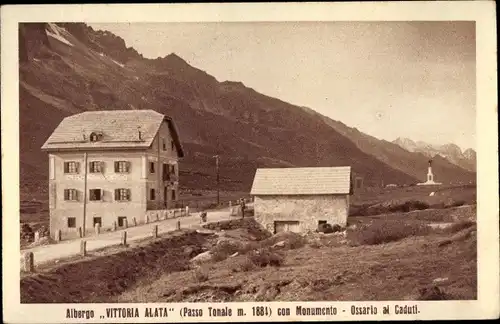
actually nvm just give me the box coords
[214,155,220,206]
[82,152,88,237]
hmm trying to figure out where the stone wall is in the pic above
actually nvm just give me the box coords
[254,194,349,233]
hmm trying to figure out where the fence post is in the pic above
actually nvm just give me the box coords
[78,227,83,238]
[95,223,100,235]
[34,231,40,243]
[55,229,62,242]
[133,217,137,227]
[23,252,34,273]
[145,214,149,224]
[152,225,158,239]
[176,220,181,230]
[121,231,127,245]
[80,240,87,256]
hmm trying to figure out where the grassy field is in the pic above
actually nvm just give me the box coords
[21,204,476,303]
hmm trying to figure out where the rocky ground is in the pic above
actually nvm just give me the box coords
[21,206,476,303]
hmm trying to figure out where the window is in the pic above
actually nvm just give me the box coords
[63,189,79,201]
[89,189,102,201]
[114,188,131,201]
[150,188,156,200]
[117,216,127,227]
[171,140,175,151]
[64,161,79,174]
[67,217,76,228]
[93,217,102,227]
[90,132,103,142]
[149,161,155,174]
[114,161,130,173]
[162,138,167,151]
[89,161,103,173]
[171,189,176,201]
[170,164,175,174]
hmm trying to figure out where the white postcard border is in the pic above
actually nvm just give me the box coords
[1,2,498,322]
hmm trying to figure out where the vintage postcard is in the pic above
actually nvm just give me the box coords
[1,1,498,323]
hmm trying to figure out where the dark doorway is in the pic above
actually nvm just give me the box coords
[117,217,127,227]
[93,217,102,227]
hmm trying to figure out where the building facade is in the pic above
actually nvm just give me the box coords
[250,167,352,234]
[41,110,184,237]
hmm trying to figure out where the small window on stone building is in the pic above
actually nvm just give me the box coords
[149,162,155,174]
[67,217,76,228]
[89,189,102,201]
[89,161,103,173]
[171,140,175,151]
[89,132,103,142]
[114,161,130,173]
[64,189,79,201]
[162,138,167,151]
[64,161,79,174]
[171,189,177,201]
[150,188,156,200]
[115,188,131,201]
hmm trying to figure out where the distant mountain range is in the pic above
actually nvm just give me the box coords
[392,137,476,172]
[18,23,476,197]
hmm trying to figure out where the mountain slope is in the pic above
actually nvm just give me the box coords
[393,137,476,172]
[20,23,462,198]
[300,107,476,185]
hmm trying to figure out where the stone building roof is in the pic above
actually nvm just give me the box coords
[41,109,184,157]
[250,166,351,196]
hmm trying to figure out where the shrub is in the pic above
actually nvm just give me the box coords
[193,266,209,282]
[248,248,284,267]
[262,232,306,250]
[443,220,476,234]
[449,200,466,208]
[417,286,452,300]
[308,240,322,249]
[331,224,343,232]
[318,223,334,233]
[211,240,242,262]
[231,257,256,272]
[349,221,430,246]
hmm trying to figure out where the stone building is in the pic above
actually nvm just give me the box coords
[250,166,352,234]
[41,110,184,238]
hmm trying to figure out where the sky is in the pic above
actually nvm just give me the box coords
[89,22,476,151]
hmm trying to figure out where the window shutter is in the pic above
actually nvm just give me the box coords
[75,189,79,201]
[114,189,119,200]
[75,162,80,173]
[100,161,105,172]
[64,189,69,200]
[64,162,69,173]
[127,189,131,200]
[114,162,119,173]
[126,161,131,172]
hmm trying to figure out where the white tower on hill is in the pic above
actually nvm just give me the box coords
[417,160,442,186]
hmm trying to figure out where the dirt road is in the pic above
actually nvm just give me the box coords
[20,206,248,268]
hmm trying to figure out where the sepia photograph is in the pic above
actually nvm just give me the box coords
[2,2,498,323]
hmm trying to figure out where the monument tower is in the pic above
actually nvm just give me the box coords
[417,159,442,186]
